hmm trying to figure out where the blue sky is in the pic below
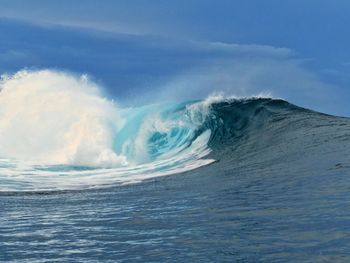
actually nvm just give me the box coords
[0,0,349,115]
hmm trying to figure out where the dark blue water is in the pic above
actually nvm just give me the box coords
[1,99,350,262]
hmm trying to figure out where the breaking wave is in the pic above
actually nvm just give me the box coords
[1,70,347,192]
[0,70,217,191]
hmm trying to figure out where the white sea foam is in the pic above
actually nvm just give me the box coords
[0,70,128,167]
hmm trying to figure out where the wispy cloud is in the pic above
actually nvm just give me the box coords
[0,14,148,36]
[194,41,294,58]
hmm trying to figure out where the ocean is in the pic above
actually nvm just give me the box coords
[1,95,350,262]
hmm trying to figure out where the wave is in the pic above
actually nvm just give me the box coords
[1,70,348,192]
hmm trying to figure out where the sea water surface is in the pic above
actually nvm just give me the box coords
[1,71,350,262]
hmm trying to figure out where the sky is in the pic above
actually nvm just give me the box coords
[0,0,350,116]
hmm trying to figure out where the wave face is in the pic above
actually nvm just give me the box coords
[1,70,349,192]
